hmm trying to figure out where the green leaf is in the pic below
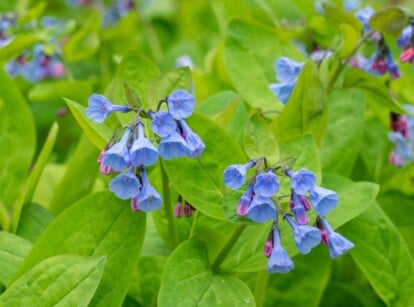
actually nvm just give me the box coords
[196,91,240,117]
[63,13,100,62]
[0,231,32,286]
[0,255,106,307]
[210,0,251,33]
[369,6,408,36]
[0,71,36,209]
[13,192,146,307]
[342,68,406,114]
[28,80,94,103]
[10,122,58,232]
[163,113,246,220]
[65,98,112,149]
[146,67,192,108]
[158,240,255,306]
[243,113,280,165]
[339,24,360,58]
[341,203,414,306]
[16,203,54,244]
[269,61,328,144]
[0,34,44,64]
[320,89,365,176]
[48,135,99,216]
[322,2,363,33]
[223,19,303,112]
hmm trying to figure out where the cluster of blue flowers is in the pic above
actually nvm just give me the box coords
[388,106,414,167]
[1,15,65,82]
[86,89,205,212]
[223,160,354,273]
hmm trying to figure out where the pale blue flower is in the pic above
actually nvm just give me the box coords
[253,171,280,198]
[130,122,159,167]
[320,217,354,258]
[167,89,195,119]
[103,127,132,171]
[309,186,338,216]
[246,195,276,223]
[285,215,321,254]
[109,168,141,200]
[223,161,255,190]
[267,228,294,274]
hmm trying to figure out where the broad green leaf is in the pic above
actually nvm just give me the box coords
[28,80,94,103]
[196,91,240,117]
[158,240,255,306]
[63,13,100,62]
[0,231,32,286]
[163,113,246,220]
[0,34,44,64]
[16,203,54,244]
[320,89,365,176]
[146,67,192,108]
[10,122,58,232]
[210,0,251,33]
[342,68,406,114]
[243,113,280,165]
[65,98,112,149]
[0,70,36,209]
[269,61,328,144]
[322,2,363,33]
[17,2,46,26]
[369,7,408,36]
[0,255,106,307]
[341,203,414,306]
[48,135,99,215]
[128,256,167,306]
[223,19,303,112]
[32,164,65,207]
[339,23,360,58]
[265,247,332,307]
[14,192,146,307]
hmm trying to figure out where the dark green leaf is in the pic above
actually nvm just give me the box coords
[369,6,408,36]
[322,2,363,33]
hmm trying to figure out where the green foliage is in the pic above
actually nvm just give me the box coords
[369,7,408,36]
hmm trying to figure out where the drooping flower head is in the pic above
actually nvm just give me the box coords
[130,122,159,167]
[149,111,177,137]
[290,191,309,225]
[237,184,254,216]
[388,132,413,164]
[309,186,338,216]
[319,217,354,259]
[285,169,316,195]
[158,131,189,160]
[109,168,141,200]
[355,6,375,33]
[365,39,400,79]
[284,215,321,254]
[266,228,294,274]
[223,160,256,190]
[178,119,205,158]
[135,168,162,212]
[246,195,276,223]
[86,94,132,123]
[343,0,360,11]
[167,89,195,120]
[253,170,280,198]
[103,127,132,171]
[398,26,412,49]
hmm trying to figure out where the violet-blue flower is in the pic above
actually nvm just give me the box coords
[268,83,293,104]
[267,228,294,274]
[223,161,256,190]
[309,186,338,216]
[343,0,360,11]
[285,169,316,195]
[158,131,189,160]
[355,6,375,33]
[103,127,132,171]
[167,89,195,119]
[130,122,159,167]
[237,184,254,216]
[253,170,280,197]
[149,111,177,137]
[178,119,205,158]
[388,132,413,163]
[246,195,276,223]
[109,168,141,200]
[397,26,412,49]
[135,169,162,212]
[86,94,132,123]
[285,215,321,254]
[320,217,354,258]
[291,192,309,225]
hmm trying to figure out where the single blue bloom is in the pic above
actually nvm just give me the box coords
[286,169,316,195]
[136,169,162,212]
[343,0,360,11]
[386,52,400,79]
[178,119,205,158]
[397,26,412,49]
[285,215,321,254]
[267,228,294,274]
[167,89,195,119]
[176,54,194,69]
[86,94,132,123]
[109,168,141,200]
[237,184,254,216]
[149,111,177,137]
[223,160,255,190]
[246,195,276,223]
[320,217,354,259]
[268,83,293,104]
[404,104,414,142]
[130,122,159,167]
[103,127,132,171]
[158,131,189,160]
[275,57,303,84]
[41,16,58,27]
[355,6,375,33]
[309,186,338,216]
[388,132,413,162]
[291,192,309,225]
[253,170,280,197]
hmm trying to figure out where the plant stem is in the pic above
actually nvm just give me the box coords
[0,201,9,231]
[326,30,375,93]
[211,224,247,273]
[160,161,179,248]
[254,270,269,307]
[188,210,198,239]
